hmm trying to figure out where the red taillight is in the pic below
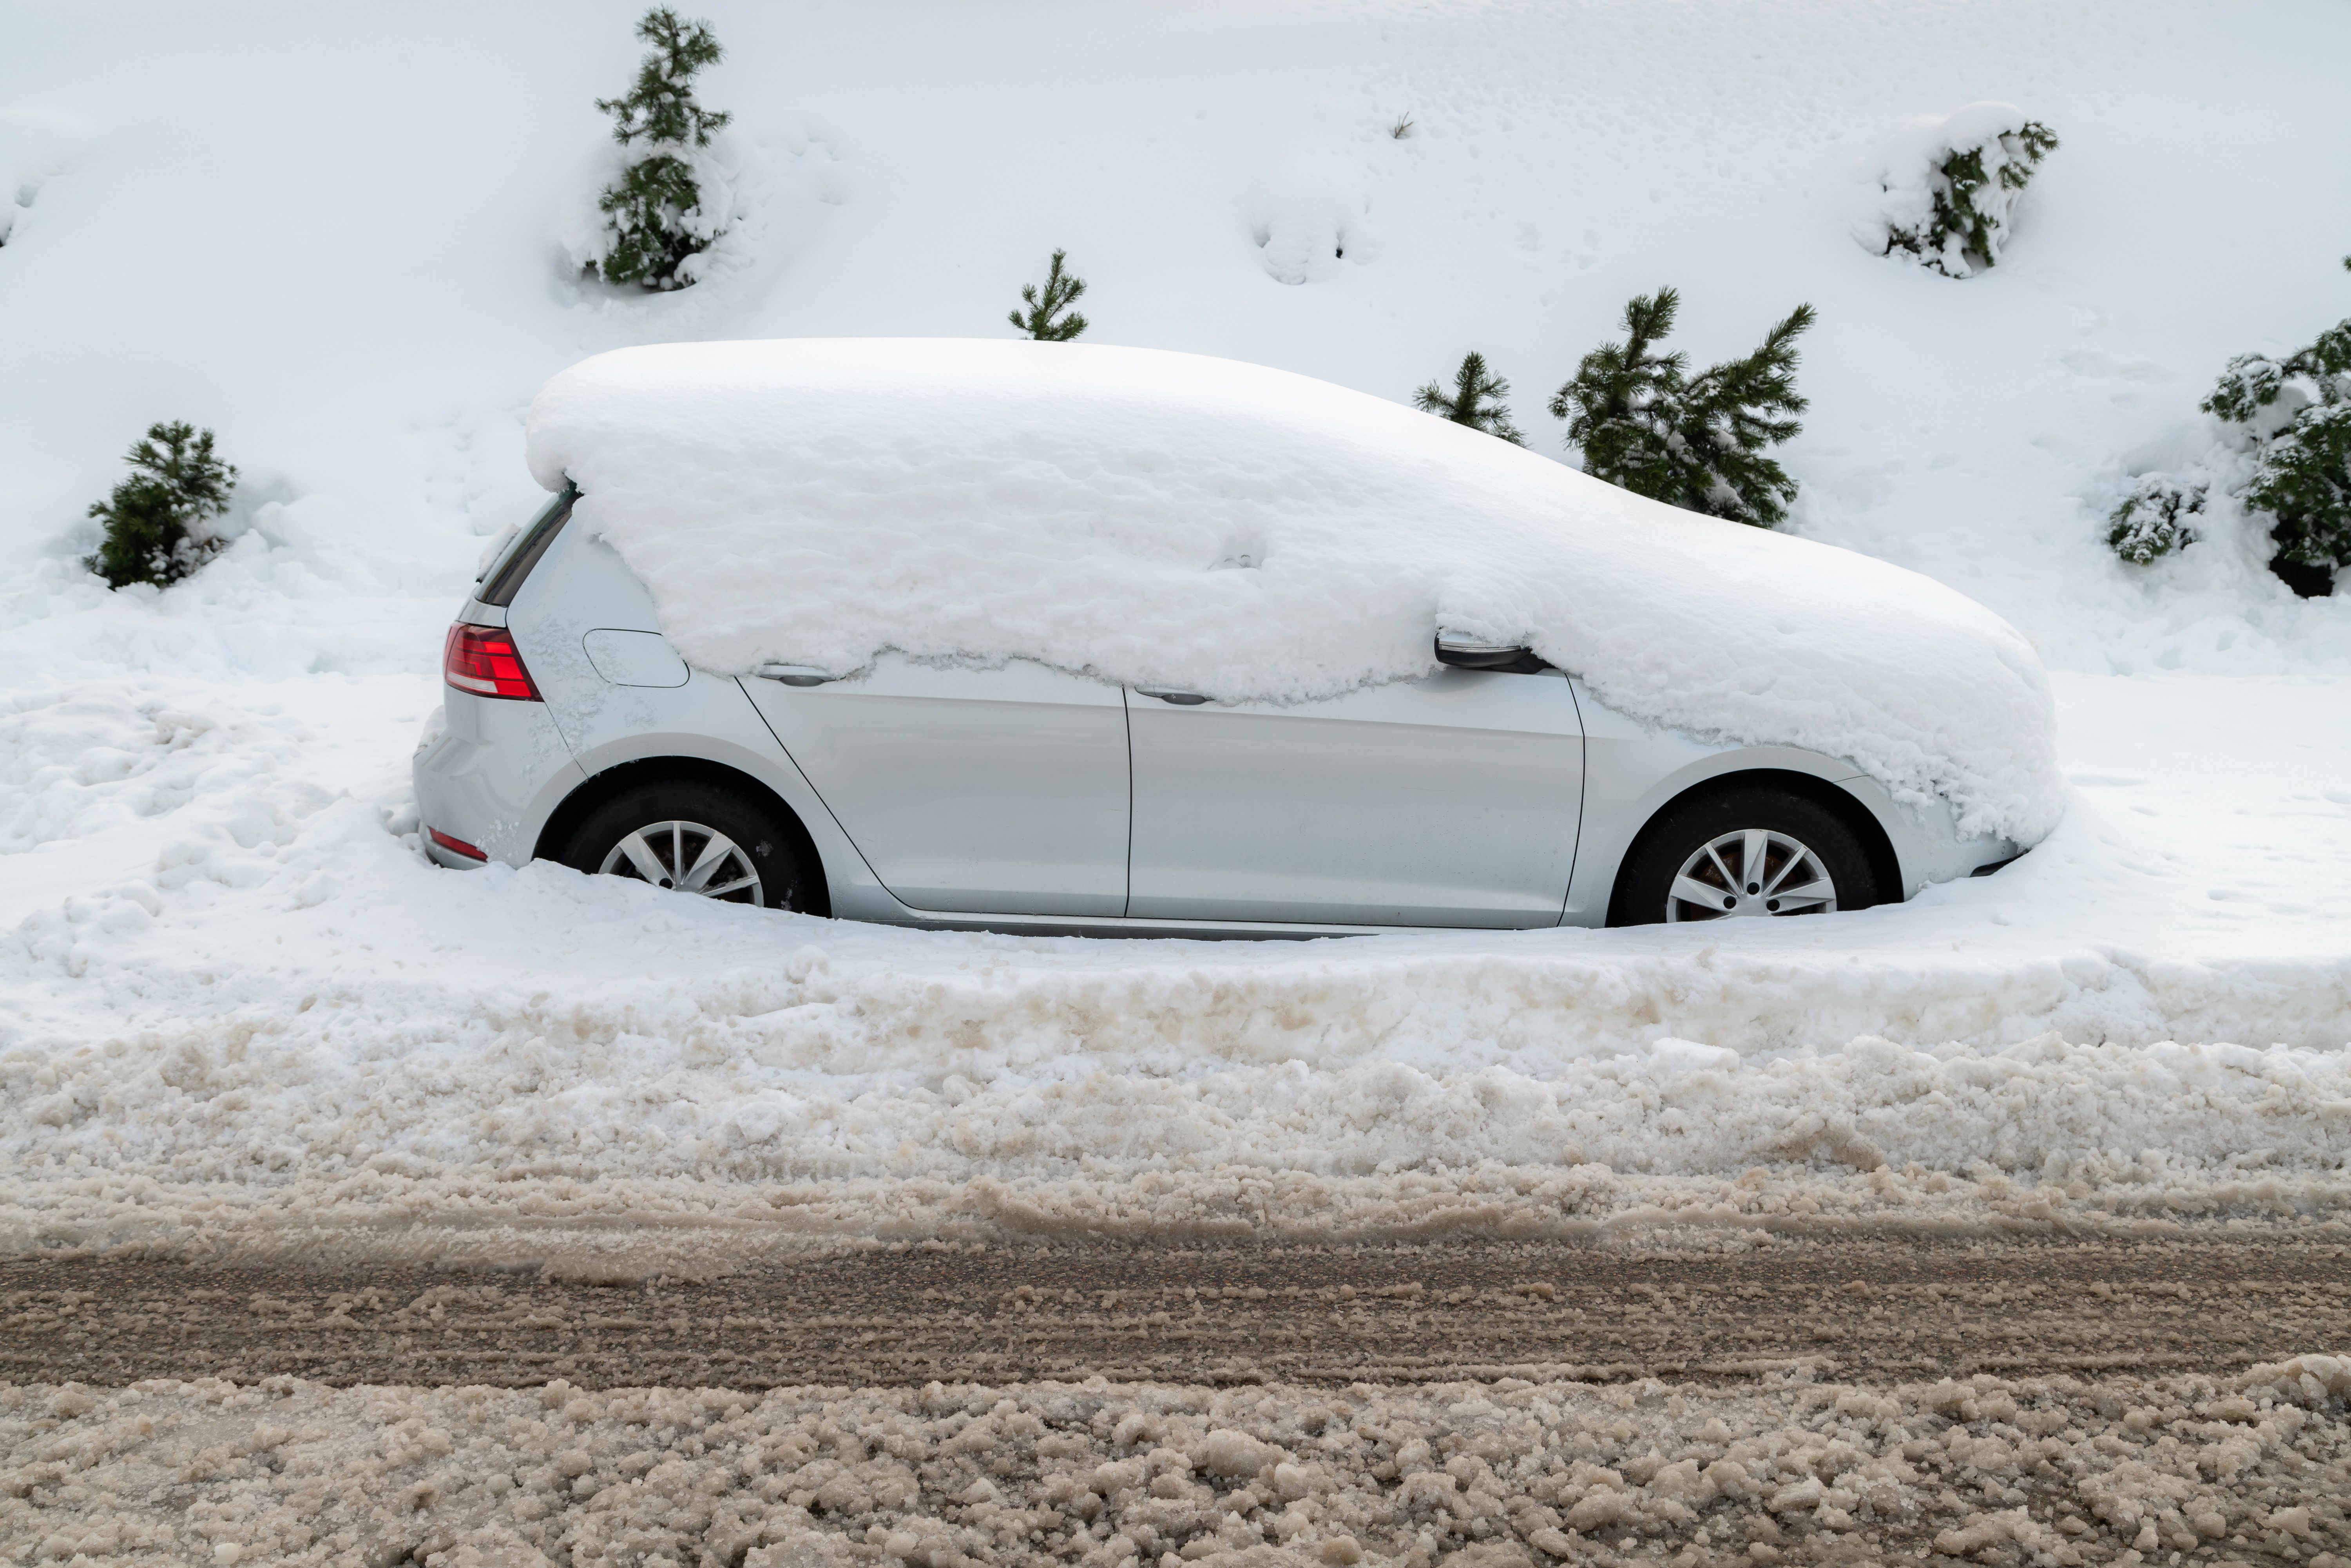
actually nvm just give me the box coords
[428,827,488,861]
[444,623,540,700]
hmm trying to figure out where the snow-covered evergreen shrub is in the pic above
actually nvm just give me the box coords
[2244,401,2351,584]
[2108,259,2351,592]
[1008,249,1087,340]
[2206,264,2348,583]
[84,422,237,589]
[1548,287,1815,529]
[1413,351,1523,444]
[1857,104,2057,278]
[2105,473,2205,564]
[583,9,734,290]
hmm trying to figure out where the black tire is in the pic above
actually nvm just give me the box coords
[556,778,814,912]
[1609,783,1881,928]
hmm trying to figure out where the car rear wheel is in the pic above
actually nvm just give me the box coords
[1610,784,1880,927]
[558,779,814,911]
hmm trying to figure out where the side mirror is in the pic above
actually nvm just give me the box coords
[1435,631,1551,674]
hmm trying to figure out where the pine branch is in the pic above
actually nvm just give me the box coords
[1414,351,1523,444]
[1550,289,1813,528]
[1684,302,1816,446]
[597,8,729,148]
[1550,288,1689,496]
[1009,249,1089,341]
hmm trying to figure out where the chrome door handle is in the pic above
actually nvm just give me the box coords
[756,664,841,688]
[1136,688,1210,705]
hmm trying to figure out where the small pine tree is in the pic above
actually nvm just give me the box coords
[592,8,733,290]
[1549,288,1816,528]
[1677,303,1815,524]
[1009,249,1088,341]
[1551,289,1689,503]
[1413,352,1524,444]
[85,422,238,589]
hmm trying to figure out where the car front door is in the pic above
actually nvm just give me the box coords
[1124,666,1585,927]
[739,655,1131,918]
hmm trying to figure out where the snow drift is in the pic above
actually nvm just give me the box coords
[525,339,2063,841]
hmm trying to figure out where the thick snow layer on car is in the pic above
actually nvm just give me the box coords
[527,339,2064,841]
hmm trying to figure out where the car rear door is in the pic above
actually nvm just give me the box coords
[1124,667,1585,927]
[739,656,1131,917]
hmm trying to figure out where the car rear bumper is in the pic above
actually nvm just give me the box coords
[412,694,586,869]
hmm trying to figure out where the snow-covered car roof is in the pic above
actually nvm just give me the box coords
[525,339,2061,842]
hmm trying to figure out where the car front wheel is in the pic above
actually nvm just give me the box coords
[557,779,813,911]
[1610,784,1880,927]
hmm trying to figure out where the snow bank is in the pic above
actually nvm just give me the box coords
[8,1364,2347,1564]
[10,1006,2351,1264]
[526,340,2063,841]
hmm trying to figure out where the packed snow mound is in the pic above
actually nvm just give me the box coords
[526,339,2063,841]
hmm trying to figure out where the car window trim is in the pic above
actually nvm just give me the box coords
[479,483,578,607]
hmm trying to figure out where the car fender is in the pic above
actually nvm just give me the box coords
[1559,679,1998,924]
[553,717,917,922]
[496,518,900,916]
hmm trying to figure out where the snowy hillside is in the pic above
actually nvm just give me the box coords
[2,0,2349,1254]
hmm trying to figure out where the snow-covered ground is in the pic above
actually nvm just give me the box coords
[4,0,2351,1257]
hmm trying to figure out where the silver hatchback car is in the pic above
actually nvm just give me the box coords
[414,485,2023,934]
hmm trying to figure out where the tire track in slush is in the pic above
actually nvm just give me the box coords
[7,1236,2345,1390]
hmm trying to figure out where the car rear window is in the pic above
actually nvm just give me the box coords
[478,484,577,607]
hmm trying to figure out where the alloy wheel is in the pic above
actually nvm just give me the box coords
[1664,828,1838,922]
[597,819,764,904]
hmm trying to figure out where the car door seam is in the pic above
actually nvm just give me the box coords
[1558,675,1588,927]
[1121,687,1136,920]
[728,675,895,895]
